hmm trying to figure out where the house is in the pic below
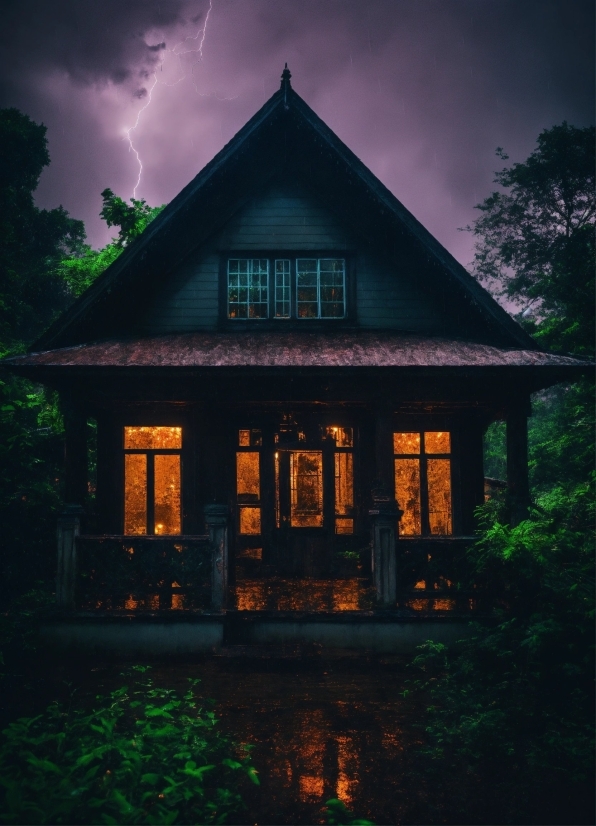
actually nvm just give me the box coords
[3,67,587,655]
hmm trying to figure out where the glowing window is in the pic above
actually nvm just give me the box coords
[124,426,182,449]
[324,426,354,447]
[124,426,182,535]
[237,439,262,535]
[394,431,452,536]
[290,451,324,527]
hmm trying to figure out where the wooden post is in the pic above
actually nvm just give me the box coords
[205,504,229,610]
[369,482,402,605]
[56,504,84,609]
[57,396,87,609]
[62,397,88,507]
[506,404,531,526]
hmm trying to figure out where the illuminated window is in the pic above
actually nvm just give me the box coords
[290,451,324,527]
[325,426,355,534]
[394,431,452,536]
[227,259,269,319]
[124,427,182,535]
[237,429,262,534]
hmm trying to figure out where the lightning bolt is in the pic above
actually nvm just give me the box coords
[124,0,237,199]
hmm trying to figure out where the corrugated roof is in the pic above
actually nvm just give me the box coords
[5,332,588,370]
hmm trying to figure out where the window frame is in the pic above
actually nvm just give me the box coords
[122,426,183,536]
[219,251,356,326]
[393,429,454,537]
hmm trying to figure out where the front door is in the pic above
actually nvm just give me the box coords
[234,420,356,577]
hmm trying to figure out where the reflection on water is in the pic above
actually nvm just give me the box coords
[162,654,412,824]
[233,578,372,611]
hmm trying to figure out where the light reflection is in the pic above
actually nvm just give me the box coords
[233,578,368,611]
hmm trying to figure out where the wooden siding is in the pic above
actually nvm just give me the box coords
[141,181,444,334]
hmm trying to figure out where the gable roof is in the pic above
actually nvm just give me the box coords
[34,68,538,352]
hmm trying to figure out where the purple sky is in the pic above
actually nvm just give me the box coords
[2,0,594,265]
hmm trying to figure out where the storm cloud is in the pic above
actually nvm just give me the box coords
[1,0,594,263]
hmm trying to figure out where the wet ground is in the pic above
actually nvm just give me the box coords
[2,645,593,825]
[2,647,428,825]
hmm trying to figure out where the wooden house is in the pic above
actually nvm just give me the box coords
[3,67,587,654]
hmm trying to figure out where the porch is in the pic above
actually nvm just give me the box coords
[46,513,480,656]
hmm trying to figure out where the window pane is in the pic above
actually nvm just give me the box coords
[427,459,452,535]
[324,426,353,447]
[275,259,291,318]
[335,518,354,535]
[124,453,147,535]
[154,454,181,535]
[395,458,421,535]
[425,431,451,454]
[237,452,260,498]
[393,432,420,454]
[319,258,345,318]
[296,259,319,318]
[228,259,269,319]
[335,452,353,516]
[290,451,323,527]
[124,426,182,449]
[238,429,250,446]
[239,506,261,535]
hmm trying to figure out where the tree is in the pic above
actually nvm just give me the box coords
[59,189,165,297]
[469,122,595,356]
[0,108,85,354]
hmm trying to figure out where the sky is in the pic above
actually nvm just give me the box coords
[1,0,594,265]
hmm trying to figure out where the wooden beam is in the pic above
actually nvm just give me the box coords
[506,403,531,526]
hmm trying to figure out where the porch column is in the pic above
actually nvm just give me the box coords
[57,398,87,609]
[506,402,531,526]
[205,504,229,610]
[369,483,402,605]
[56,504,84,609]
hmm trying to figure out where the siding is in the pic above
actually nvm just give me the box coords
[142,180,444,334]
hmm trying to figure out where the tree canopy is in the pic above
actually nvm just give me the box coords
[0,108,85,354]
[469,122,595,356]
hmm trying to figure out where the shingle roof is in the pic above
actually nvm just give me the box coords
[6,332,588,370]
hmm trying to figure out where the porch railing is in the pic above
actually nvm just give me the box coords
[75,535,215,611]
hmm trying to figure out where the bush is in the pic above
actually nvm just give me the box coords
[407,481,595,824]
[0,667,259,824]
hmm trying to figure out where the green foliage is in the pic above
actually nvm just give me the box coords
[58,189,165,297]
[408,481,595,822]
[100,188,165,248]
[0,110,166,603]
[469,122,595,356]
[0,108,85,353]
[0,669,258,825]
[324,798,375,825]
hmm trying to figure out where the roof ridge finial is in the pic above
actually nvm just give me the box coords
[280,63,292,106]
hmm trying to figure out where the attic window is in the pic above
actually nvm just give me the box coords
[226,258,346,319]
[227,259,269,319]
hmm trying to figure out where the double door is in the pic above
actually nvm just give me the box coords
[234,422,356,576]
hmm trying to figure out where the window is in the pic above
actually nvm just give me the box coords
[290,451,324,527]
[393,431,452,536]
[324,426,355,534]
[237,429,262,534]
[123,427,182,535]
[227,257,346,319]
[227,259,269,319]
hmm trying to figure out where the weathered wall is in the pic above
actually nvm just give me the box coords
[141,180,444,335]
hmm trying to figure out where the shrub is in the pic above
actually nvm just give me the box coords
[0,667,259,824]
